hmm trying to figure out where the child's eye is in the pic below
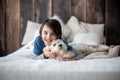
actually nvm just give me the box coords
[44,31,47,35]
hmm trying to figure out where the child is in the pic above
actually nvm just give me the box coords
[33,19,84,61]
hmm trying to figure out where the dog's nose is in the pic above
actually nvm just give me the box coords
[59,44,62,47]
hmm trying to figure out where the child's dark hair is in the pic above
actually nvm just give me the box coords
[39,19,62,39]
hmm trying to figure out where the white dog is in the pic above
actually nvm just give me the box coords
[43,39,75,60]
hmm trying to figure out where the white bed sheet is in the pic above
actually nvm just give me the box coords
[0,46,120,80]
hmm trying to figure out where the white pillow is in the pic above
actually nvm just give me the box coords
[66,16,88,41]
[80,22,104,44]
[50,15,71,40]
[71,33,101,45]
[22,20,41,45]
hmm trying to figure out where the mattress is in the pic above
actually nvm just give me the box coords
[0,47,120,80]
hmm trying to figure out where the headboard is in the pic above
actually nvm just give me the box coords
[0,0,120,55]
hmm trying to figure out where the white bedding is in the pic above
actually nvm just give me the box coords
[0,47,120,80]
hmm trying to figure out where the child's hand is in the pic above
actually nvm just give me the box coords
[49,52,57,58]
[43,48,56,59]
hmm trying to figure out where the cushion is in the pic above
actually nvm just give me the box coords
[67,16,105,53]
[71,33,101,45]
[80,22,104,44]
[50,15,71,40]
[22,20,41,45]
[67,17,104,45]
[66,16,88,41]
[108,46,120,58]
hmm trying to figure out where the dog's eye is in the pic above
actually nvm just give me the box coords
[59,44,62,47]
[53,44,56,46]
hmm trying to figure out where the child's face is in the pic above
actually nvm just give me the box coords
[41,24,57,46]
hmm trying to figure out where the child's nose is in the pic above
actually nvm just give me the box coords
[47,34,51,39]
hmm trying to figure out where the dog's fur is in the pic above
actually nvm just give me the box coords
[43,39,75,60]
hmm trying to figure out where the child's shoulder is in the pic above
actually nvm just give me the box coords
[35,36,42,42]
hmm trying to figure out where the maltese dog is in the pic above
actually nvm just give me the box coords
[43,39,75,60]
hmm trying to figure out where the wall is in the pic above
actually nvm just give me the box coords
[106,0,120,45]
[0,0,120,56]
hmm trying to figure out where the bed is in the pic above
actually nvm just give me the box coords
[0,46,120,80]
[0,15,120,80]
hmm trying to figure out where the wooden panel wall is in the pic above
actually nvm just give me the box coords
[53,0,71,23]
[86,0,105,23]
[71,0,87,22]
[6,0,20,54]
[0,0,20,56]
[0,0,6,56]
[0,0,120,56]
[106,0,120,45]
